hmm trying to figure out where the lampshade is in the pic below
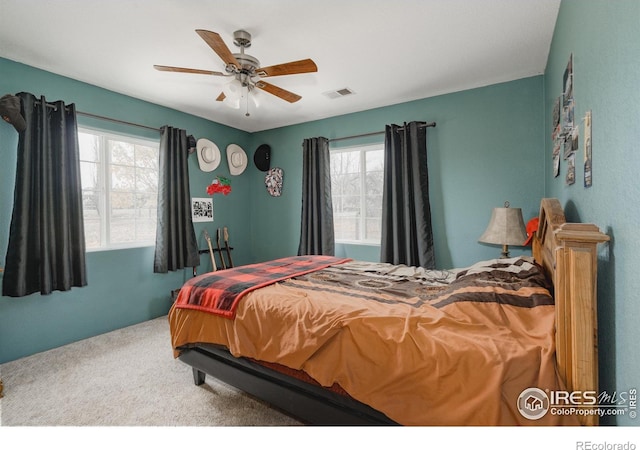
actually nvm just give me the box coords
[478,201,527,258]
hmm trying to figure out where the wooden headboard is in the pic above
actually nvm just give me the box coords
[532,198,609,426]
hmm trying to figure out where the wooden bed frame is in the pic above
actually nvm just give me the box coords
[177,198,609,426]
[532,198,609,426]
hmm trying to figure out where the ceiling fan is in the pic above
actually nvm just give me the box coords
[154,29,318,110]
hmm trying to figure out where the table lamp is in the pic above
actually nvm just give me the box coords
[478,201,527,258]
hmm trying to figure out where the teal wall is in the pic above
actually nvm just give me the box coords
[249,77,544,269]
[0,58,254,363]
[544,0,639,426]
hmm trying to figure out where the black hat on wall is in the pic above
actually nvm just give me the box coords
[187,135,197,153]
[0,94,27,132]
[254,144,271,172]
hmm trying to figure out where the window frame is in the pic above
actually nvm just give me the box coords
[78,126,160,251]
[330,142,384,245]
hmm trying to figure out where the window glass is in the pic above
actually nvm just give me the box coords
[331,143,384,244]
[78,128,159,250]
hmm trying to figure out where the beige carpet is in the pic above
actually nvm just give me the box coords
[0,316,301,426]
[2,318,625,448]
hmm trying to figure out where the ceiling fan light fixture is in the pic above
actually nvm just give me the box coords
[247,88,259,108]
[222,79,242,109]
[221,78,260,111]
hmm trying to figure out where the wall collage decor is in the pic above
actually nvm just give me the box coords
[551,53,593,188]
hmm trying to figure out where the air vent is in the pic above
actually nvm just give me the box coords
[323,87,355,99]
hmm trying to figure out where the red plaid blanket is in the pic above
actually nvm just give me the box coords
[174,255,351,318]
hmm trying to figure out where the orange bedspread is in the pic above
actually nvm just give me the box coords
[168,257,578,426]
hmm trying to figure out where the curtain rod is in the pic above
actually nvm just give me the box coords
[328,121,436,143]
[34,100,436,137]
[34,100,161,132]
[77,111,160,132]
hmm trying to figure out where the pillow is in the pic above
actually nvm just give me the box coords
[451,256,552,293]
[443,257,554,308]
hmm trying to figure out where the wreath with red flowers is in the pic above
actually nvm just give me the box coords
[206,175,232,196]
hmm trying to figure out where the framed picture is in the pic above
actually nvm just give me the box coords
[563,54,573,105]
[560,54,575,143]
[191,197,214,222]
[584,154,592,188]
[552,96,561,141]
[584,110,593,187]
[566,153,576,185]
[553,141,561,177]
[564,126,579,160]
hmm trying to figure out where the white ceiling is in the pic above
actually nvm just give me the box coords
[0,0,560,133]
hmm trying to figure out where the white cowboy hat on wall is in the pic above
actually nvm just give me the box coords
[226,144,247,175]
[196,138,221,172]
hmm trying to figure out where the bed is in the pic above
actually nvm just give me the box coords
[167,198,609,426]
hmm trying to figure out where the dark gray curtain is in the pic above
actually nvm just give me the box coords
[2,93,87,297]
[380,122,435,268]
[153,126,200,273]
[298,137,335,256]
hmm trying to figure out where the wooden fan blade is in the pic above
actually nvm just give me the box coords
[154,65,225,76]
[195,29,240,69]
[257,59,318,77]
[255,81,302,103]
[216,92,226,101]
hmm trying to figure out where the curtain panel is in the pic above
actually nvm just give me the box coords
[2,93,87,297]
[298,137,335,256]
[380,122,435,269]
[153,126,200,273]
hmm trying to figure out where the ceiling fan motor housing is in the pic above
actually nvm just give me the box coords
[233,29,252,48]
[227,29,260,83]
[233,54,260,71]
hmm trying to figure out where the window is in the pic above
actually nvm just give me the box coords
[78,128,159,250]
[330,143,384,244]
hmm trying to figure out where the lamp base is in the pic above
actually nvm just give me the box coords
[500,244,510,259]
